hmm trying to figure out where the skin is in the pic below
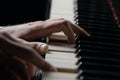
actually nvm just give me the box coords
[0,18,89,80]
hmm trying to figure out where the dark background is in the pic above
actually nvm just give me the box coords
[0,0,52,25]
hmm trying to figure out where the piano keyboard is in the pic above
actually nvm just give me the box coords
[47,44,77,73]
[42,42,78,80]
[41,0,120,80]
[75,0,120,80]
[42,72,77,80]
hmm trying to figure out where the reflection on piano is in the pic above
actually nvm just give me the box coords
[43,0,120,80]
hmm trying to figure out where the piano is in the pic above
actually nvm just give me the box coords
[42,0,120,80]
[0,0,120,80]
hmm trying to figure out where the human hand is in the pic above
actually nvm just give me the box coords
[0,33,56,80]
[30,18,89,43]
[0,18,89,43]
[0,18,89,79]
[0,18,89,61]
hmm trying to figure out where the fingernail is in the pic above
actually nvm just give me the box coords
[39,44,48,54]
[36,44,48,55]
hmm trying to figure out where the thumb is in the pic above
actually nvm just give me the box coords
[3,33,48,55]
[23,41,48,55]
[0,33,57,72]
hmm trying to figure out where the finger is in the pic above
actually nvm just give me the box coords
[0,33,57,71]
[44,19,75,43]
[25,62,37,78]
[2,33,48,55]
[33,42,48,55]
[20,41,48,55]
[44,18,89,43]
[47,18,90,37]
[67,20,90,36]
[62,20,75,43]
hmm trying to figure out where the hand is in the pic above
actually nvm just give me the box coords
[0,18,89,43]
[0,18,89,79]
[0,33,56,80]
